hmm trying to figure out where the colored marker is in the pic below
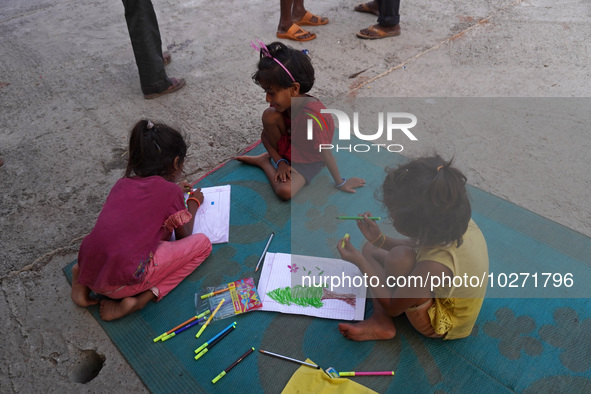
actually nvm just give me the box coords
[339,371,395,377]
[195,322,237,354]
[195,298,225,338]
[341,233,350,248]
[259,350,320,369]
[161,316,208,341]
[255,233,275,272]
[153,310,210,342]
[195,324,236,360]
[201,287,230,300]
[212,347,255,384]
[336,216,381,220]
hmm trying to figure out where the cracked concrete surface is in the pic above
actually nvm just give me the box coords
[1,0,589,392]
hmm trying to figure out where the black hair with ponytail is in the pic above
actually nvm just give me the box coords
[125,120,187,179]
[381,155,471,247]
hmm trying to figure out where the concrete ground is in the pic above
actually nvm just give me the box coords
[0,0,589,392]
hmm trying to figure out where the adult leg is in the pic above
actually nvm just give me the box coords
[357,0,401,39]
[122,0,182,96]
[277,0,316,41]
[292,0,329,25]
[354,1,379,16]
[338,244,415,341]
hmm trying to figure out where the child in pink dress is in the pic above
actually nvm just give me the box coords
[237,41,365,200]
[71,120,212,321]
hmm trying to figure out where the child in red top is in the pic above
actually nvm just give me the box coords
[237,41,365,200]
[71,120,212,321]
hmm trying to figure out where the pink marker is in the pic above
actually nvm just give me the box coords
[339,371,395,377]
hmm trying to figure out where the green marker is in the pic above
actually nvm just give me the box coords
[212,347,255,384]
[336,216,380,220]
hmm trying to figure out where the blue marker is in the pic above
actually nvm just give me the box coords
[195,322,237,354]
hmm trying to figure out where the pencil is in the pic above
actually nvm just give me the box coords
[212,347,255,384]
[259,350,320,369]
[336,216,381,220]
[255,233,274,272]
[195,298,225,338]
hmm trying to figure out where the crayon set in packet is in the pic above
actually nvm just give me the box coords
[196,277,263,321]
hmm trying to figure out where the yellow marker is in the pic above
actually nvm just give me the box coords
[194,348,208,360]
[341,233,350,248]
[195,299,225,338]
[161,333,175,341]
[200,287,230,300]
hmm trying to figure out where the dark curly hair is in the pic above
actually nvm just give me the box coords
[252,41,314,93]
[125,120,187,179]
[380,155,471,247]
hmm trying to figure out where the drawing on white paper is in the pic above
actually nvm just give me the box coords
[171,185,231,244]
[257,253,366,321]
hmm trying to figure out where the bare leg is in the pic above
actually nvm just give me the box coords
[339,297,396,341]
[236,152,306,200]
[99,290,156,321]
[292,0,328,24]
[338,244,416,341]
[71,263,99,307]
[277,0,315,39]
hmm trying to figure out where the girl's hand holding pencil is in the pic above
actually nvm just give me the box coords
[179,180,193,193]
[188,188,204,205]
[355,212,383,242]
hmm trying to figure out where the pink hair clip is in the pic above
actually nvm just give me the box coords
[250,39,295,83]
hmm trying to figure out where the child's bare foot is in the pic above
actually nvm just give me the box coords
[338,312,396,341]
[71,264,99,307]
[99,290,155,321]
[236,152,271,167]
[100,298,139,321]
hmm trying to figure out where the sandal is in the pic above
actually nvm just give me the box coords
[276,23,316,42]
[144,77,186,99]
[354,2,379,16]
[163,51,171,66]
[356,24,401,39]
[294,10,329,26]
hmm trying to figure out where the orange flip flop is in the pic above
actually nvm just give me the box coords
[356,25,401,39]
[276,23,316,42]
[294,10,329,26]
